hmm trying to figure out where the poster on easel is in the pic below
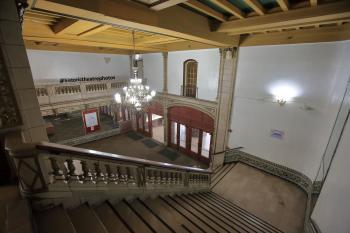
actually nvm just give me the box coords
[82,109,100,134]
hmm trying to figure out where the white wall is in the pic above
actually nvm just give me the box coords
[142,53,163,92]
[228,41,350,179]
[311,114,350,233]
[27,50,130,83]
[143,49,220,101]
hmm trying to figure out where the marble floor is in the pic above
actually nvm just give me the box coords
[212,163,307,233]
[78,133,208,169]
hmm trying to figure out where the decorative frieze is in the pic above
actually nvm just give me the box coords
[225,149,312,194]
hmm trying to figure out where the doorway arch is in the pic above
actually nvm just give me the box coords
[168,106,214,164]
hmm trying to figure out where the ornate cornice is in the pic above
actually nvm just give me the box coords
[225,149,312,194]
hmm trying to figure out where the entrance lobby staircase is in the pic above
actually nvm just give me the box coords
[35,191,283,233]
[5,135,283,233]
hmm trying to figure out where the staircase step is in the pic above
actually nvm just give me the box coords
[68,204,108,233]
[128,199,174,233]
[162,195,227,233]
[142,198,200,233]
[112,200,153,233]
[175,194,239,233]
[211,163,236,188]
[94,202,132,233]
[35,206,76,233]
[205,192,283,233]
[199,192,279,233]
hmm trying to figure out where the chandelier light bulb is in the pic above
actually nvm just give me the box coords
[114,93,121,103]
[151,90,156,97]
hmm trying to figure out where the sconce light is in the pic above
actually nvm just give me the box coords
[269,81,300,107]
[276,98,287,106]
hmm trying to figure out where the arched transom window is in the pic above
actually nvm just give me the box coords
[183,59,198,98]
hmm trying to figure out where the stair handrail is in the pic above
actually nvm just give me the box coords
[37,141,211,174]
[6,134,211,200]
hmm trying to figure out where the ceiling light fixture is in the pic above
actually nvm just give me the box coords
[114,31,156,111]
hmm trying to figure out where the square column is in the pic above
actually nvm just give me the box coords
[213,48,238,154]
[0,0,48,142]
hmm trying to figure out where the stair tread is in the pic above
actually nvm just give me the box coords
[173,196,232,232]
[162,195,228,233]
[113,200,153,233]
[211,163,236,188]
[199,192,278,233]
[68,204,108,233]
[36,206,76,233]
[94,203,131,233]
[191,195,260,233]
[129,199,173,233]
[143,198,200,233]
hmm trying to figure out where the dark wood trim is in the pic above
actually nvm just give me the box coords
[37,142,211,174]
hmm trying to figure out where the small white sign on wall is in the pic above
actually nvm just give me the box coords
[270,129,285,140]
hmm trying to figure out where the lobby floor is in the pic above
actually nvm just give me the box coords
[45,113,116,143]
[212,163,307,233]
[78,132,208,169]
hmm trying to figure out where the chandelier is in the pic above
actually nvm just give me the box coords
[114,31,156,111]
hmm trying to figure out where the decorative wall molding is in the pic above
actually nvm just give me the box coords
[225,149,312,194]
[156,92,218,119]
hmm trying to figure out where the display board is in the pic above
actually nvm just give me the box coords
[82,109,100,134]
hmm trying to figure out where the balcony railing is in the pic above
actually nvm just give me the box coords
[34,80,128,116]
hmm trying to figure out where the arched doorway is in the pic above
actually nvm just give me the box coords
[136,101,164,143]
[168,106,214,164]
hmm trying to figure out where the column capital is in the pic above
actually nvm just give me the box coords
[219,47,238,59]
[162,52,168,59]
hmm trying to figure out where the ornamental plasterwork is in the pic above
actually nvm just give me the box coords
[225,149,312,194]
[0,51,22,130]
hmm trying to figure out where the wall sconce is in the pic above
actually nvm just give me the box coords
[269,81,301,107]
[276,98,287,106]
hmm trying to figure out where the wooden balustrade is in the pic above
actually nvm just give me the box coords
[6,138,211,198]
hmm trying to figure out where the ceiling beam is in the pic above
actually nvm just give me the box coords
[217,1,350,34]
[135,35,180,44]
[23,35,163,51]
[183,0,226,22]
[208,0,245,19]
[50,18,78,34]
[310,0,317,7]
[243,0,265,15]
[78,24,112,37]
[150,0,188,11]
[240,23,350,46]
[24,40,132,54]
[32,0,239,47]
[276,0,289,11]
